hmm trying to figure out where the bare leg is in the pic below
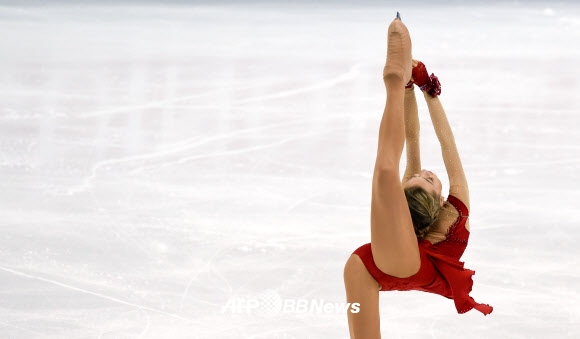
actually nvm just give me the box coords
[344,254,381,339]
[344,17,415,339]
[371,18,419,278]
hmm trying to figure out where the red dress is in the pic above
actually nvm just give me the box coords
[352,195,493,315]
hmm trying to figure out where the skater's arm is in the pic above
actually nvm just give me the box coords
[423,92,469,209]
[402,87,421,183]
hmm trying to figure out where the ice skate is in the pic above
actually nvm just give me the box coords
[383,12,412,84]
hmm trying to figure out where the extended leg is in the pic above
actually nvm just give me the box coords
[371,17,420,278]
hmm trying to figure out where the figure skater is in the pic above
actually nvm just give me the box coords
[343,13,492,338]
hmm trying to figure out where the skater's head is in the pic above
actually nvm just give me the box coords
[404,170,443,200]
[403,169,444,238]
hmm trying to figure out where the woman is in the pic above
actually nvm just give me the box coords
[343,15,492,338]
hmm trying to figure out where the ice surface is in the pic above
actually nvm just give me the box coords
[0,1,579,338]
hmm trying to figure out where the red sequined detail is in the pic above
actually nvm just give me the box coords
[427,73,442,97]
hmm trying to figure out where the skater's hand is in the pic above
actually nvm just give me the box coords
[411,60,430,89]
[412,59,441,97]
[404,59,420,89]
[410,59,419,82]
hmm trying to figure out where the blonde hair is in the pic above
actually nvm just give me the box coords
[404,186,442,238]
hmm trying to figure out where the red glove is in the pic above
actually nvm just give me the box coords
[412,61,441,97]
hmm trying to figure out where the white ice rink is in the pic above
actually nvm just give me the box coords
[0,1,579,338]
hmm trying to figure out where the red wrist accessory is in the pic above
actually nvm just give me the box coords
[412,61,441,97]
[426,74,441,97]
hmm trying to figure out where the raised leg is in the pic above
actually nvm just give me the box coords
[370,17,420,278]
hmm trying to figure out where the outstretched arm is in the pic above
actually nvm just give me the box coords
[412,60,469,208]
[402,84,421,183]
[423,91,469,209]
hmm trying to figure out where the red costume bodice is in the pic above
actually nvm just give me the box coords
[352,195,493,315]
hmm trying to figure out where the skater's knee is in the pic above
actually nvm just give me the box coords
[344,255,363,286]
